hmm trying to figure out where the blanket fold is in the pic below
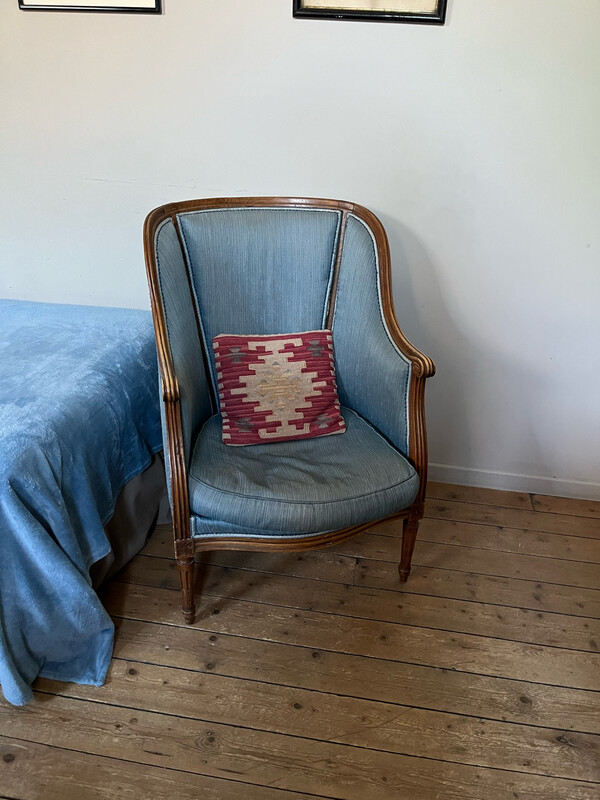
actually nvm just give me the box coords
[0,300,162,705]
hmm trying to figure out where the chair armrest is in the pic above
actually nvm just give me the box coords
[390,330,436,380]
[390,328,435,509]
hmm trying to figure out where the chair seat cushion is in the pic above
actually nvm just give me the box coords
[188,407,418,534]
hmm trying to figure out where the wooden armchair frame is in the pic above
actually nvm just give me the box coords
[144,197,435,624]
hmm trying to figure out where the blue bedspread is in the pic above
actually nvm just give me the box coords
[0,300,162,705]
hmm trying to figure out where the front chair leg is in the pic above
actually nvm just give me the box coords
[176,556,196,624]
[399,515,420,582]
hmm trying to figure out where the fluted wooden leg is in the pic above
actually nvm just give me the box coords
[399,516,420,582]
[176,556,195,624]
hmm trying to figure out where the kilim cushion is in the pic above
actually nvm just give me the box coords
[212,330,346,446]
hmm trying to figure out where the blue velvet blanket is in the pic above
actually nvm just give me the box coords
[0,300,162,705]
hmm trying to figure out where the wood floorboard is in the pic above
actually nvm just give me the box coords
[361,565,600,619]
[145,527,600,617]
[370,517,600,564]
[114,555,600,653]
[28,661,600,781]
[148,520,600,565]
[101,581,600,691]
[408,541,599,588]
[427,482,535,511]
[355,552,600,607]
[424,499,600,540]
[3,483,599,800]
[107,616,600,733]
[0,735,321,800]
[1,732,597,800]
[531,494,600,520]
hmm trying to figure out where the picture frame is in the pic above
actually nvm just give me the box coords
[19,0,161,12]
[293,0,447,25]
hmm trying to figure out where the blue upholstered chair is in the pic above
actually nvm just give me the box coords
[144,197,435,623]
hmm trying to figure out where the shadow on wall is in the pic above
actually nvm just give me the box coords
[381,215,547,485]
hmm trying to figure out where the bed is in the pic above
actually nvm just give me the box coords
[0,300,165,706]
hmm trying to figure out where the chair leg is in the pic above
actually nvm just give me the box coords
[176,556,196,624]
[399,515,420,583]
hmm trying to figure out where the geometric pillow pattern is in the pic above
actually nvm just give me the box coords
[212,330,346,446]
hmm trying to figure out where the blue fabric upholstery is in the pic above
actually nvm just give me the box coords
[332,214,412,456]
[177,207,342,390]
[155,219,213,467]
[190,516,331,540]
[188,408,418,534]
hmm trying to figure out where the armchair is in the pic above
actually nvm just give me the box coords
[144,197,435,624]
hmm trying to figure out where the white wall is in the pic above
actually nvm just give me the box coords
[1,1,599,498]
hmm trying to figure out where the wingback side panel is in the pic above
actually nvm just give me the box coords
[155,219,213,464]
[177,208,341,387]
[333,215,412,457]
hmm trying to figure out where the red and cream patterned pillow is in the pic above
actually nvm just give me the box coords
[212,330,346,446]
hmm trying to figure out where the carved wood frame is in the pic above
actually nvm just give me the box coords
[144,197,435,622]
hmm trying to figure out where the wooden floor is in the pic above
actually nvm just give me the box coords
[1,484,599,799]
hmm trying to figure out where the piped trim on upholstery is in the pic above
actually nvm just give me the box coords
[154,219,178,357]
[191,519,337,540]
[321,211,344,329]
[174,214,219,395]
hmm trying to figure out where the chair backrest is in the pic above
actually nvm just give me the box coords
[176,205,342,386]
[145,197,414,460]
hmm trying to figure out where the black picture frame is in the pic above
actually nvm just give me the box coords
[19,0,161,12]
[293,0,446,25]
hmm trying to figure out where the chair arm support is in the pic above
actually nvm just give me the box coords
[371,308,434,509]
[384,311,435,508]
[160,387,192,541]
[405,361,434,508]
